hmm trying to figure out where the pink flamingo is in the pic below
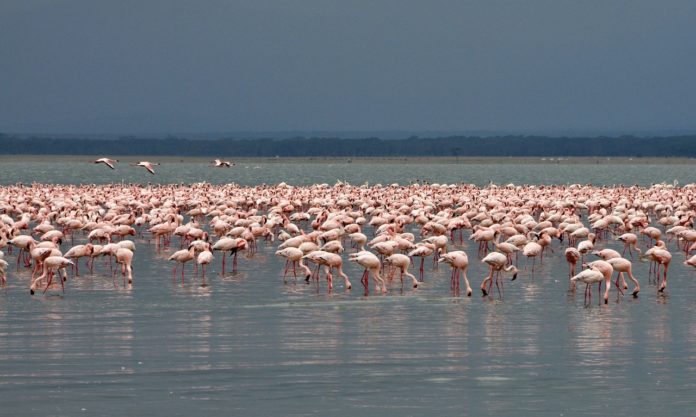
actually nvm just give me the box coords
[93,157,118,169]
[617,233,641,258]
[275,247,312,280]
[480,251,518,297]
[115,247,134,284]
[348,251,386,294]
[130,161,160,175]
[606,257,640,296]
[30,256,73,295]
[196,245,213,284]
[168,244,196,283]
[643,245,672,292]
[582,260,614,303]
[385,253,419,290]
[64,243,94,276]
[408,243,436,281]
[438,251,472,296]
[522,240,542,273]
[317,252,352,290]
[571,269,605,305]
[212,237,247,274]
[684,255,696,269]
[0,259,7,285]
[565,247,580,290]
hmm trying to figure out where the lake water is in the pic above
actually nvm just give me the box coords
[0,158,694,187]
[1,160,696,417]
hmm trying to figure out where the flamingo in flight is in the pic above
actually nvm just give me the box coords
[93,158,118,169]
[131,161,160,175]
[211,159,234,167]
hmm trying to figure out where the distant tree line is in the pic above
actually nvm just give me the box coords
[0,134,695,157]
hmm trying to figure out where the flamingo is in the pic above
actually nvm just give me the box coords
[93,158,118,169]
[211,159,234,167]
[131,161,160,175]
[591,248,621,261]
[348,251,386,294]
[494,241,520,264]
[275,247,312,280]
[642,245,672,292]
[684,255,696,269]
[570,269,605,305]
[480,251,518,297]
[577,233,597,263]
[408,243,436,281]
[168,244,196,283]
[29,246,56,280]
[9,235,37,270]
[606,257,640,296]
[29,256,73,295]
[115,247,134,284]
[522,240,542,273]
[437,251,471,295]
[212,237,247,274]
[316,251,352,290]
[0,258,7,285]
[469,228,497,255]
[582,260,613,303]
[617,233,641,258]
[63,243,94,276]
[565,247,580,290]
[196,245,213,283]
[641,227,662,247]
[385,253,419,289]
[349,233,368,251]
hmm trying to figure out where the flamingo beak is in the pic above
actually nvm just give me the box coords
[511,273,517,281]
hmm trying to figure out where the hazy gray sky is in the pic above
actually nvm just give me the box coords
[2,0,695,134]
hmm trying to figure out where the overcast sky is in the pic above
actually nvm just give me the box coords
[1,0,695,135]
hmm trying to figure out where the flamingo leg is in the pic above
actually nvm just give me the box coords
[494,271,502,298]
[659,264,669,292]
[613,272,624,296]
[419,257,424,281]
[43,270,54,294]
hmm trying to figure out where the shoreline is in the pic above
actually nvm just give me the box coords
[0,155,695,165]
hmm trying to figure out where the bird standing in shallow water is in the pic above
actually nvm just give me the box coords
[349,251,386,295]
[385,253,419,290]
[168,244,196,283]
[570,269,605,305]
[196,244,213,284]
[480,251,518,297]
[438,251,472,296]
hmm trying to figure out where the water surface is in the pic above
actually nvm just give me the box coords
[1,160,696,417]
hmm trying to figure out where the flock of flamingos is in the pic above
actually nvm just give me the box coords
[0,157,695,305]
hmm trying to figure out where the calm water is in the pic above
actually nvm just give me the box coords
[0,159,695,186]
[2,161,696,417]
